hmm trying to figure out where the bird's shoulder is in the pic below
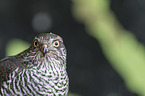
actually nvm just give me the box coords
[0,56,23,69]
[0,56,23,76]
[0,56,21,87]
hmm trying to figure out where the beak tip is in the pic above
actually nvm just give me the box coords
[42,44,49,54]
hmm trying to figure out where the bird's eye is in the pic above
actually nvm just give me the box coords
[53,41,59,47]
[34,40,39,47]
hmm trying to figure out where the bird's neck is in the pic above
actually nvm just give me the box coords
[17,48,66,75]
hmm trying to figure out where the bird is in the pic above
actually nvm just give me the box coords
[0,33,69,96]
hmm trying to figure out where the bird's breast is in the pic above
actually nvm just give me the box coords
[0,66,69,95]
[29,68,69,95]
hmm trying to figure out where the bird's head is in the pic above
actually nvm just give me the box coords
[24,33,67,70]
[32,33,65,56]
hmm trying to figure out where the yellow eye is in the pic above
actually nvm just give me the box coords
[53,41,59,47]
[34,40,39,47]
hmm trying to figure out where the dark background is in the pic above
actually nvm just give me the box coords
[0,0,143,96]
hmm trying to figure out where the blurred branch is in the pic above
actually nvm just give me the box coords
[72,0,145,95]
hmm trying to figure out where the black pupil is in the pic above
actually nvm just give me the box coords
[35,41,38,46]
[55,42,58,46]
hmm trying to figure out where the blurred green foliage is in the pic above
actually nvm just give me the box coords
[6,39,30,56]
[72,0,145,96]
[68,92,80,96]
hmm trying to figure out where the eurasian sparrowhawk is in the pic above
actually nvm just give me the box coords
[0,33,69,95]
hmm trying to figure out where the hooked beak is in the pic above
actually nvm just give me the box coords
[41,43,49,54]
